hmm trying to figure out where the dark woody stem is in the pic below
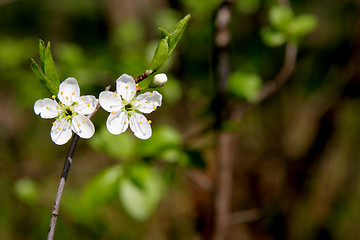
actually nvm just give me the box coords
[134,69,155,84]
[47,86,110,240]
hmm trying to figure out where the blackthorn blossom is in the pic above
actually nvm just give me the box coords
[34,78,98,145]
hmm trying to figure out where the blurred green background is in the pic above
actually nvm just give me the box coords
[1,0,360,239]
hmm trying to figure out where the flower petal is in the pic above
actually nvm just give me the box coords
[106,111,129,135]
[71,115,95,139]
[51,119,72,145]
[135,91,162,114]
[58,77,80,105]
[129,113,152,139]
[116,74,136,101]
[75,95,98,115]
[34,98,60,119]
[99,91,123,113]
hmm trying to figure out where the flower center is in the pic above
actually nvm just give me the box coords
[65,108,73,116]
[124,103,133,112]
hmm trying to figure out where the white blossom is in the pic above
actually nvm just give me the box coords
[99,74,162,139]
[34,78,98,145]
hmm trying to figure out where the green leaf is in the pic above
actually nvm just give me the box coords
[30,58,58,96]
[138,125,182,157]
[44,42,60,87]
[269,5,294,31]
[81,165,123,209]
[148,14,190,71]
[289,14,317,37]
[38,39,46,72]
[89,126,137,160]
[148,38,169,71]
[119,164,162,221]
[228,71,262,102]
[13,178,39,205]
[261,27,286,47]
[158,27,169,39]
[167,14,191,55]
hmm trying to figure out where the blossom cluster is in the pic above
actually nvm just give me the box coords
[34,74,166,145]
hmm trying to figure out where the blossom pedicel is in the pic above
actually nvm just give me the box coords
[34,78,98,145]
[99,74,162,139]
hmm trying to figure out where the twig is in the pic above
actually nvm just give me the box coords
[47,134,79,240]
[47,86,110,240]
[134,69,154,83]
[212,2,233,240]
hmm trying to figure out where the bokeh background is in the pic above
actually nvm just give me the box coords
[1,0,360,239]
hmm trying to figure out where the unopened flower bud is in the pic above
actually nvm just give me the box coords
[150,73,168,88]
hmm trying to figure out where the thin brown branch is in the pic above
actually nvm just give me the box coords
[186,170,213,192]
[134,69,154,84]
[47,86,110,240]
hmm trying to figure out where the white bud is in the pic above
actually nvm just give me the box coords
[150,73,168,88]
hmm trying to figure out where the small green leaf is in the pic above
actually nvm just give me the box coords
[119,164,162,221]
[228,71,262,102]
[30,58,58,96]
[138,125,182,157]
[14,178,39,205]
[269,5,294,31]
[289,14,317,37]
[148,38,169,71]
[261,27,286,47]
[159,27,169,39]
[81,165,123,209]
[44,42,60,87]
[89,126,137,160]
[167,14,191,55]
[38,39,46,71]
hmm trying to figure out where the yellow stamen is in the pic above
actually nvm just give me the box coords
[58,128,61,130]
[65,96,69,100]
[87,104,90,107]
[52,122,55,125]
[153,106,157,110]
[70,108,73,111]
[72,92,75,95]
[76,102,78,105]
[82,120,86,123]
[114,93,117,97]
[52,95,56,99]
[125,86,129,89]
[148,120,152,124]
[139,122,142,125]
[149,92,153,96]
[124,121,127,124]
[122,100,125,104]
[60,91,63,95]
[111,111,115,114]
[136,84,139,87]
[46,106,49,110]
[77,123,81,127]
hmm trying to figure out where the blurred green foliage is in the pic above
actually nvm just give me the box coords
[0,0,360,239]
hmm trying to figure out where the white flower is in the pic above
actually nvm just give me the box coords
[34,77,98,145]
[99,74,162,139]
